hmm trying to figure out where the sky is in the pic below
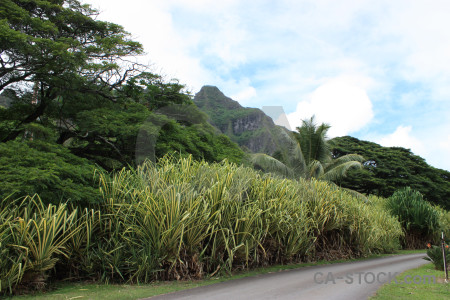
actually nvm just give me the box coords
[84,0,450,171]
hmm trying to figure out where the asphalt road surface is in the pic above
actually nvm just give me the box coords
[143,253,431,300]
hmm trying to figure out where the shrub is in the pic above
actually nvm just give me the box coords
[435,206,450,241]
[0,195,81,293]
[385,187,441,248]
[0,140,101,207]
[1,155,405,294]
[423,244,449,271]
[0,201,26,294]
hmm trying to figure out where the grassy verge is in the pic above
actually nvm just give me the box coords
[371,263,449,299]
[7,250,425,300]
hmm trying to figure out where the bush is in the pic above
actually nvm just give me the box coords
[0,195,81,293]
[1,155,404,294]
[385,187,441,248]
[435,206,450,241]
[92,155,403,280]
[423,244,449,271]
[0,140,101,206]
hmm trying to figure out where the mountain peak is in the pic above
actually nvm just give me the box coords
[194,86,295,155]
[194,85,242,110]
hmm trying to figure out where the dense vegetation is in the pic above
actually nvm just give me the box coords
[424,244,450,271]
[1,156,404,293]
[385,187,442,248]
[0,140,100,206]
[251,116,364,182]
[0,0,243,204]
[1,0,449,296]
[331,136,450,209]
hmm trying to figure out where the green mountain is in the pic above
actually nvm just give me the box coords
[194,86,294,156]
[193,87,450,209]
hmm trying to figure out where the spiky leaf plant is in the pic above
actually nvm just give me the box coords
[386,187,440,248]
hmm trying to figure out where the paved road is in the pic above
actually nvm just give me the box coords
[144,253,430,300]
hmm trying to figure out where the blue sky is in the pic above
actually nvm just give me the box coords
[85,0,450,171]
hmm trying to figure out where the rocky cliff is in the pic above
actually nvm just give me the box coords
[194,86,294,155]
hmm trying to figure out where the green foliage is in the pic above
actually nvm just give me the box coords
[386,187,441,248]
[0,140,101,206]
[1,0,146,166]
[0,156,402,291]
[122,73,192,111]
[331,136,450,209]
[0,1,244,177]
[154,119,244,165]
[435,206,450,240]
[84,156,402,279]
[0,202,25,294]
[0,195,81,293]
[0,0,143,93]
[423,245,449,271]
[250,116,363,181]
[1,155,404,294]
[293,116,331,167]
[194,86,293,155]
[213,134,245,163]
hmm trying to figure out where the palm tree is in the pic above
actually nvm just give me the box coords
[251,116,364,181]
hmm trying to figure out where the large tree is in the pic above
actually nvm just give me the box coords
[0,0,245,204]
[330,136,450,209]
[251,116,363,181]
[0,0,145,142]
[0,0,143,91]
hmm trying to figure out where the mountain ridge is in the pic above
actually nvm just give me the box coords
[193,86,294,156]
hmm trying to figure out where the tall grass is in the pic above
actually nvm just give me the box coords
[1,155,405,294]
[435,205,450,240]
[93,155,403,280]
[0,196,81,292]
[385,187,441,248]
[0,202,25,294]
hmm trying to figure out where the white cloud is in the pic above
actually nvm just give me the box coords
[427,130,450,171]
[231,86,257,103]
[373,0,450,101]
[376,125,427,158]
[80,0,450,171]
[440,135,450,152]
[287,75,374,137]
[83,0,215,92]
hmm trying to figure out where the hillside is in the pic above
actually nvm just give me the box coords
[193,86,449,209]
[194,86,294,156]
[331,136,450,209]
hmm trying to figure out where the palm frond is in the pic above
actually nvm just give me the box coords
[250,153,293,178]
[294,115,331,166]
[321,161,362,181]
[324,154,364,172]
[308,160,324,179]
[286,139,306,177]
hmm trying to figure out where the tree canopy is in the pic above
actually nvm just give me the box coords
[0,0,143,92]
[0,0,244,204]
[0,0,153,143]
[330,136,450,209]
[0,139,100,206]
